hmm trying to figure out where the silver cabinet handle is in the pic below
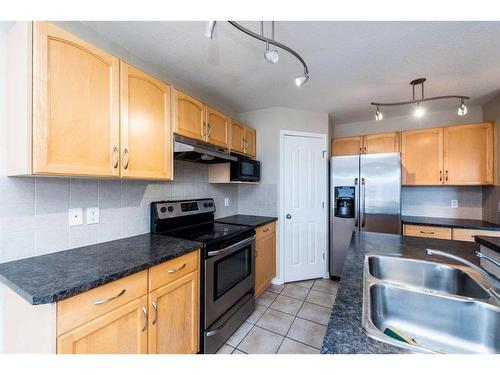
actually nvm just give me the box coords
[151,301,158,325]
[142,306,148,332]
[263,228,270,233]
[286,214,291,219]
[203,122,207,137]
[112,146,119,169]
[123,148,129,170]
[94,288,126,305]
[419,230,435,235]
[167,263,186,274]
[207,123,212,137]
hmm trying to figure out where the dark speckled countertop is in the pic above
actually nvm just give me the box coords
[401,215,500,231]
[0,234,201,305]
[475,235,500,254]
[321,231,481,354]
[216,215,277,228]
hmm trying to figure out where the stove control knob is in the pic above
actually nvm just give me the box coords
[167,206,174,212]
[208,202,214,208]
[160,206,167,213]
[204,202,209,208]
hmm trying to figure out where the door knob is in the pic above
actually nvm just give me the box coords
[286,214,292,219]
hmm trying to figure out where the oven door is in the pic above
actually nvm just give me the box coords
[204,235,256,328]
[231,159,260,182]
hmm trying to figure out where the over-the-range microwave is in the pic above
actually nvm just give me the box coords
[230,156,261,182]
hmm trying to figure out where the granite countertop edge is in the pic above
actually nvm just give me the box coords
[401,215,500,231]
[474,235,500,254]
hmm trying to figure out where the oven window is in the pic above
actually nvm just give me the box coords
[241,161,254,176]
[214,245,252,299]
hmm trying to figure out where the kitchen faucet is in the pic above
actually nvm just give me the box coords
[426,248,500,301]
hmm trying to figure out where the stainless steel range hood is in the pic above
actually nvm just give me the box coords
[174,134,237,164]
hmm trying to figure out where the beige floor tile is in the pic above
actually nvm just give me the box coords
[312,279,339,294]
[297,302,332,325]
[226,321,253,347]
[266,284,285,294]
[269,294,304,315]
[281,284,309,300]
[255,308,294,335]
[287,317,327,349]
[232,349,246,354]
[246,304,267,324]
[306,289,336,308]
[237,326,284,354]
[256,291,278,307]
[216,344,235,354]
[277,338,320,354]
[289,279,315,289]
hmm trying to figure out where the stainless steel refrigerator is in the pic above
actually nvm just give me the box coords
[329,152,401,278]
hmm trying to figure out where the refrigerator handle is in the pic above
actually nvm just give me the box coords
[361,177,366,227]
[354,178,358,227]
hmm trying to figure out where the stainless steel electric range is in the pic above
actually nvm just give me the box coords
[150,198,256,354]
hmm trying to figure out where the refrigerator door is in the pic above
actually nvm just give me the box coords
[359,152,401,234]
[329,155,359,278]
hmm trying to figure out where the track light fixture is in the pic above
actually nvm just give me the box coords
[371,78,469,120]
[205,21,310,87]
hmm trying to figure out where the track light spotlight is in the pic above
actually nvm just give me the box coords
[458,99,468,116]
[205,21,217,39]
[375,106,383,121]
[295,73,310,87]
[264,42,279,64]
[414,102,425,118]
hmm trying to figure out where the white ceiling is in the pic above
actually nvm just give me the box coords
[56,22,500,123]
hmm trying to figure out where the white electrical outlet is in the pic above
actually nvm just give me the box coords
[224,197,231,207]
[451,200,458,208]
[69,208,83,226]
[87,207,99,224]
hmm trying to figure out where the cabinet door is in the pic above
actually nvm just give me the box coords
[206,106,229,148]
[452,228,500,242]
[57,296,148,354]
[148,271,199,354]
[120,62,172,180]
[245,127,257,157]
[255,224,276,297]
[363,132,399,154]
[32,21,120,176]
[230,120,246,154]
[401,128,443,185]
[443,123,494,185]
[173,90,206,142]
[331,136,363,156]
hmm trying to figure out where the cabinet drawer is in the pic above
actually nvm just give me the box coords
[57,270,148,335]
[149,250,199,291]
[452,228,500,242]
[256,222,276,238]
[403,224,452,239]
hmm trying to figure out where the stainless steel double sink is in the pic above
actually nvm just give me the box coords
[362,254,500,353]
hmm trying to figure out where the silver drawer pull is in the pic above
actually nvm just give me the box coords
[152,301,158,325]
[167,263,186,273]
[94,288,126,305]
[419,231,435,235]
[263,228,270,233]
[142,306,148,332]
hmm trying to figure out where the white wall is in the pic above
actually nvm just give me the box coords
[0,30,6,353]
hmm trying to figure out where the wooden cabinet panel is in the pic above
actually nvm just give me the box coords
[57,296,148,354]
[148,250,199,292]
[364,132,399,154]
[452,228,500,242]
[57,270,148,335]
[206,106,229,148]
[120,62,172,180]
[443,123,494,185]
[255,222,276,297]
[230,120,246,154]
[148,271,199,354]
[32,21,120,176]
[245,127,257,157]
[173,90,206,142]
[403,224,452,239]
[401,128,443,185]
[331,136,363,156]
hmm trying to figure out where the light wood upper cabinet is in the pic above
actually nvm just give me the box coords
[32,21,120,177]
[364,132,400,154]
[331,136,363,156]
[401,128,443,185]
[173,90,206,142]
[206,106,229,148]
[245,127,257,157]
[443,123,494,185]
[57,296,148,354]
[230,120,246,154]
[148,271,199,354]
[255,222,276,297]
[120,62,172,180]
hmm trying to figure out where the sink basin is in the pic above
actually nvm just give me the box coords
[364,283,500,353]
[367,255,490,299]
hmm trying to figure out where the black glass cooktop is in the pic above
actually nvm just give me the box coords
[165,222,254,245]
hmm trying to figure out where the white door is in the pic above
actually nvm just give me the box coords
[282,132,327,282]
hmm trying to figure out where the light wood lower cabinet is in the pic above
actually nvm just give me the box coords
[452,228,500,242]
[56,250,200,354]
[403,224,452,240]
[255,222,277,297]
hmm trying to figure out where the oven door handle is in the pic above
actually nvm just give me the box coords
[207,235,256,258]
